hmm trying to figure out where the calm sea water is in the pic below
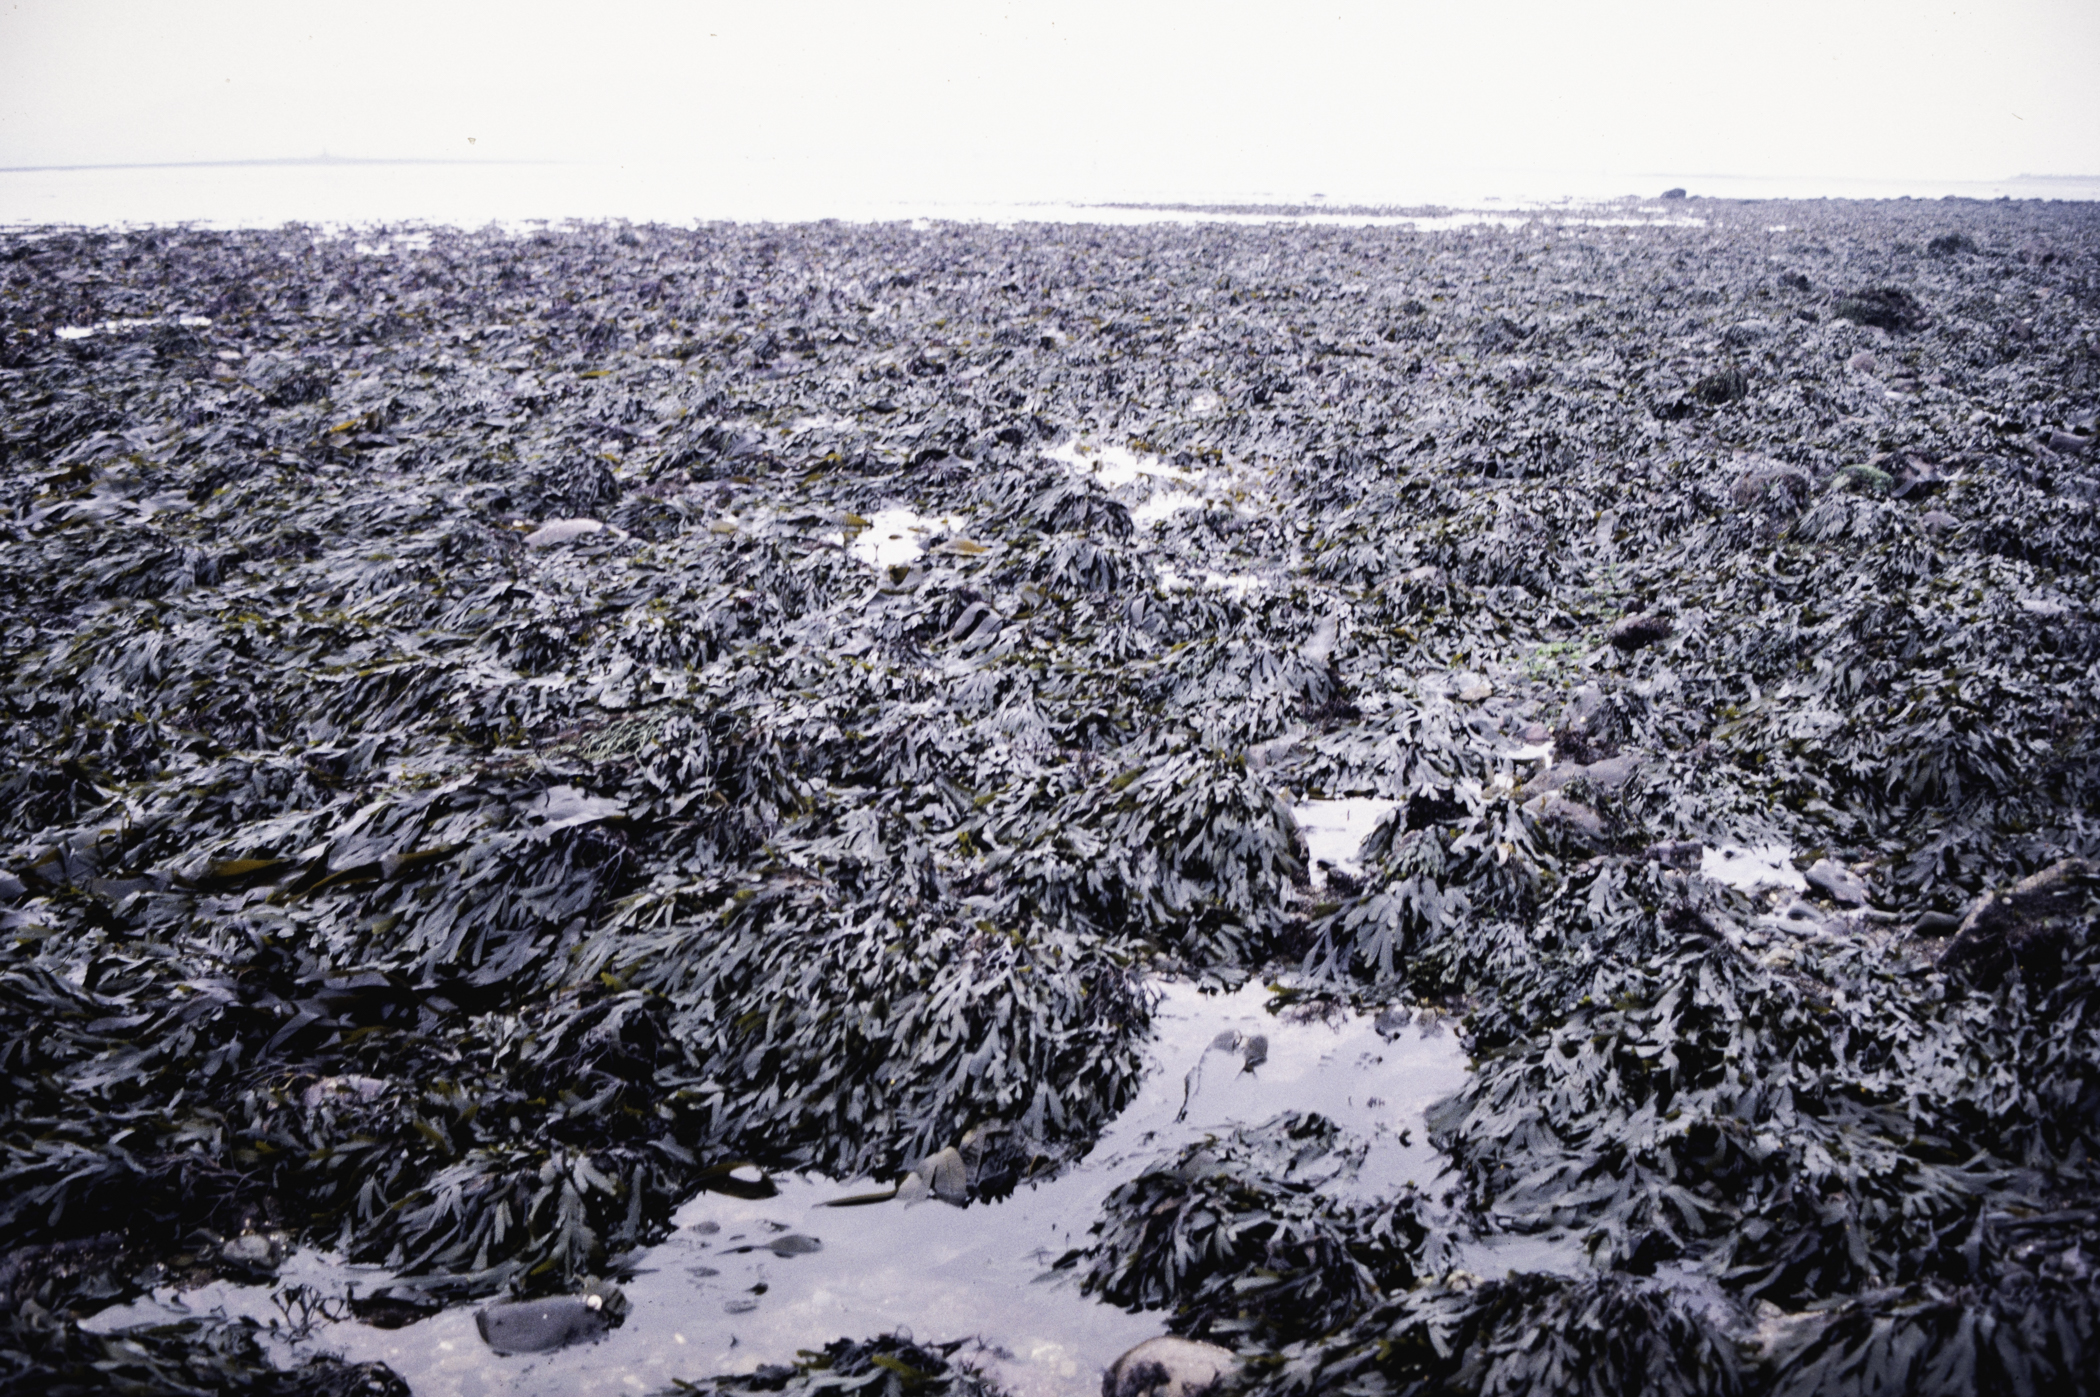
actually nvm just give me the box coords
[3,159,2094,229]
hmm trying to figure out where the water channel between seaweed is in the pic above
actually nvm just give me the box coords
[86,972,1481,1397]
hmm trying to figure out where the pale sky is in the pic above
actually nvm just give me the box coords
[2,0,2096,203]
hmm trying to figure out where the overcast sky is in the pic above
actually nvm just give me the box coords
[3,0,2096,204]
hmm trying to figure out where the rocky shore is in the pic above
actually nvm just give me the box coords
[1,198,2096,1394]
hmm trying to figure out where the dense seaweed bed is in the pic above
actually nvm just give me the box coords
[1,200,2097,1395]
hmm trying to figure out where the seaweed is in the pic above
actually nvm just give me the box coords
[2,199,2097,1392]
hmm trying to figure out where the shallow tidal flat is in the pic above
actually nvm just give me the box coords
[1,202,2098,1396]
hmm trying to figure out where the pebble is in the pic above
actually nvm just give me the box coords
[1919,509,1959,533]
[1104,1337,1242,1397]
[1847,350,1878,374]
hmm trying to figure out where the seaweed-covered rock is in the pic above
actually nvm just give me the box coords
[1060,1113,1442,1343]
[1938,857,2096,989]
[1832,286,1927,332]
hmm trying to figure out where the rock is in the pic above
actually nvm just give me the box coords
[1644,840,1703,870]
[1927,233,1977,257]
[1891,456,1945,498]
[301,1075,389,1110]
[1778,271,1811,292]
[1373,1005,1413,1036]
[1580,754,1641,792]
[1833,463,1894,497]
[768,1234,823,1257]
[1691,367,1750,405]
[1832,287,1926,333]
[1911,910,1963,938]
[898,1145,972,1206]
[1804,858,1869,905]
[1722,319,1775,348]
[1239,1034,1268,1072]
[1607,613,1672,651]
[1521,722,1551,743]
[524,517,609,547]
[1938,858,2095,989]
[218,1232,286,1275]
[1660,188,1687,200]
[1530,792,1606,842]
[1772,900,1830,933]
[1919,509,1959,533]
[2042,430,2092,458]
[1104,1337,1241,1397]
[0,872,24,902]
[1847,350,1878,374]
[1731,462,1812,513]
[476,1284,626,1355]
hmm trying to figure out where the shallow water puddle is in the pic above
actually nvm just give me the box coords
[1042,439,1199,490]
[1700,842,1806,893]
[53,313,212,339]
[844,507,967,568]
[86,983,1470,1397]
[1291,797,1397,888]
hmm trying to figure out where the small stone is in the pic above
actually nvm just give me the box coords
[1607,613,1672,651]
[2042,430,2092,458]
[1805,858,1870,906]
[0,872,25,901]
[1105,1337,1241,1397]
[1847,350,1878,374]
[767,1234,822,1257]
[1373,1005,1413,1036]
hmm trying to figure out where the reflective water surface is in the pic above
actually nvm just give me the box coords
[88,982,1474,1397]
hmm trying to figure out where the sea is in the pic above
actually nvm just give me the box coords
[2,158,2096,231]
